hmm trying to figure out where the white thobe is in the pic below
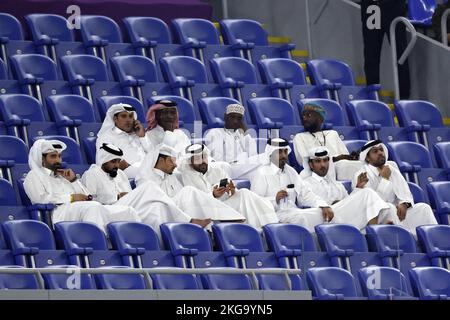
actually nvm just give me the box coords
[137,168,245,222]
[24,168,140,233]
[352,164,438,235]
[304,173,395,229]
[81,165,192,235]
[180,164,278,229]
[96,127,150,179]
[204,128,264,180]
[145,125,191,155]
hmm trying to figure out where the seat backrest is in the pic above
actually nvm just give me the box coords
[346,100,395,127]
[212,223,265,252]
[32,135,83,164]
[96,95,146,123]
[306,59,355,86]
[0,178,18,206]
[263,223,316,253]
[111,55,158,83]
[299,98,346,127]
[387,141,433,168]
[343,139,367,154]
[307,267,358,298]
[0,94,46,122]
[409,267,450,299]
[408,182,426,204]
[248,97,300,126]
[10,54,59,81]
[160,223,213,253]
[433,142,450,169]
[25,14,75,42]
[426,181,450,210]
[0,135,28,163]
[366,225,417,254]
[60,54,109,82]
[82,136,97,165]
[202,273,254,290]
[0,58,6,80]
[358,266,412,298]
[79,15,123,43]
[220,19,268,46]
[55,221,108,251]
[394,100,444,127]
[2,220,56,250]
[198,97,250,127]
[0,266,40,289]
[417,225,450,254]
[210,57,258,84]
[107,222,161,251]
[258,58,307,86]
[46,95,96,123]
[95,266,147,289]
[148,95,196,124]
[172,18,221,45]
[315,224,368,253]
[151,273,201,289]
[0,13,24,40]
[160,56,208,84]
[42,265,97,289]
[123,17,172,44]
[408,0,436,21]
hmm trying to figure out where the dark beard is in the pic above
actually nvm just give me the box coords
[106,169,118,178]
[304,123,321,133]
[48,163,63,172]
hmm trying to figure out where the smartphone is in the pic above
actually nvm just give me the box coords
[286,184,295,189]
[219,178,228,188]
[133,120,140,132]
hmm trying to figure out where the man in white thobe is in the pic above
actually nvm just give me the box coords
[24,139,140,233]
[178,143,278,229]
[352,140,438,235]
[81,142,209,234]
[204,103,265,180]
[303,146,396,229]
[136,143,245,223]
[96,103,150,179]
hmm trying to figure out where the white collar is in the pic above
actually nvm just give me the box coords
[269,162,283,175]
[42,167,54,177]
[153,168,169,180]
[311,172,328,182]
[112,126,131,136]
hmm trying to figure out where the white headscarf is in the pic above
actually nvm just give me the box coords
[359,140,389,163]
[178,143,212,172]
[95,143,123,166]
[97,103,137,138]
[264,138,291,162]
[301,146,336,180]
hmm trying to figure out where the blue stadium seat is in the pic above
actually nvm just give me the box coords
[210,57,271,106]
[201,273,254,290]
[258,58,321,104]
[107,222,175,268]
[306,267,363,300]
[25,14,85,64]
[0,178,18,206]
[60,54,122,106]
[387,141,447,186]
[82,136,97,165]
[315,224,382,284]
[426,181,450,224]
[160,223,227,268]
[343,139,367,154]
[2,220,69,267]
[0,265,40,289]
[79,15,134,69]
[123,17,183,69]
[433,142,450,176]
[0,58,7,79]
[417,225,450,269]
[365,225,430,284]
[409,267,450,300]
[110,55,171,105]
[0,13,36,72]
[0,94,58,146]
[160,56,222,106]
[10,54,71,108]
[247,97,301,140]
[94,266,148,290]
[408,0,436,27]
[408,182,428,204]
[346,100,409,142]
[298,98,359,140]
[96,95,146,123]
[358,266,416,300]
[0,135,28,184]
[32,135,83,164]
[46,95,101,143]
[151,272,201,290]
[394,100,450,152]
[219,19,295,63]
[306,59,380,108]
[42,265,96,289]
[55,221,123,268]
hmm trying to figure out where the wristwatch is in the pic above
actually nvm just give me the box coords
[402,202,412,209]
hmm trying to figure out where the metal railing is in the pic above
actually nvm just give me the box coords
[441,8,450,47]
[389,17,418,100]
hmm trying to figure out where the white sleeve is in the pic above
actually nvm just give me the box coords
[250,174,277,208]
[331,131,349,155]
[81,170,117,205]
[205,130,225,162]
[293,134,307,166]
[295,177,329,208]
[24,172,71,204]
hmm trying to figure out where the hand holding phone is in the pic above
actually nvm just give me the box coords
[219,178,228,188]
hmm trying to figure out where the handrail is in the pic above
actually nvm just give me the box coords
[441,8,450,47]
[390,16,418,100]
